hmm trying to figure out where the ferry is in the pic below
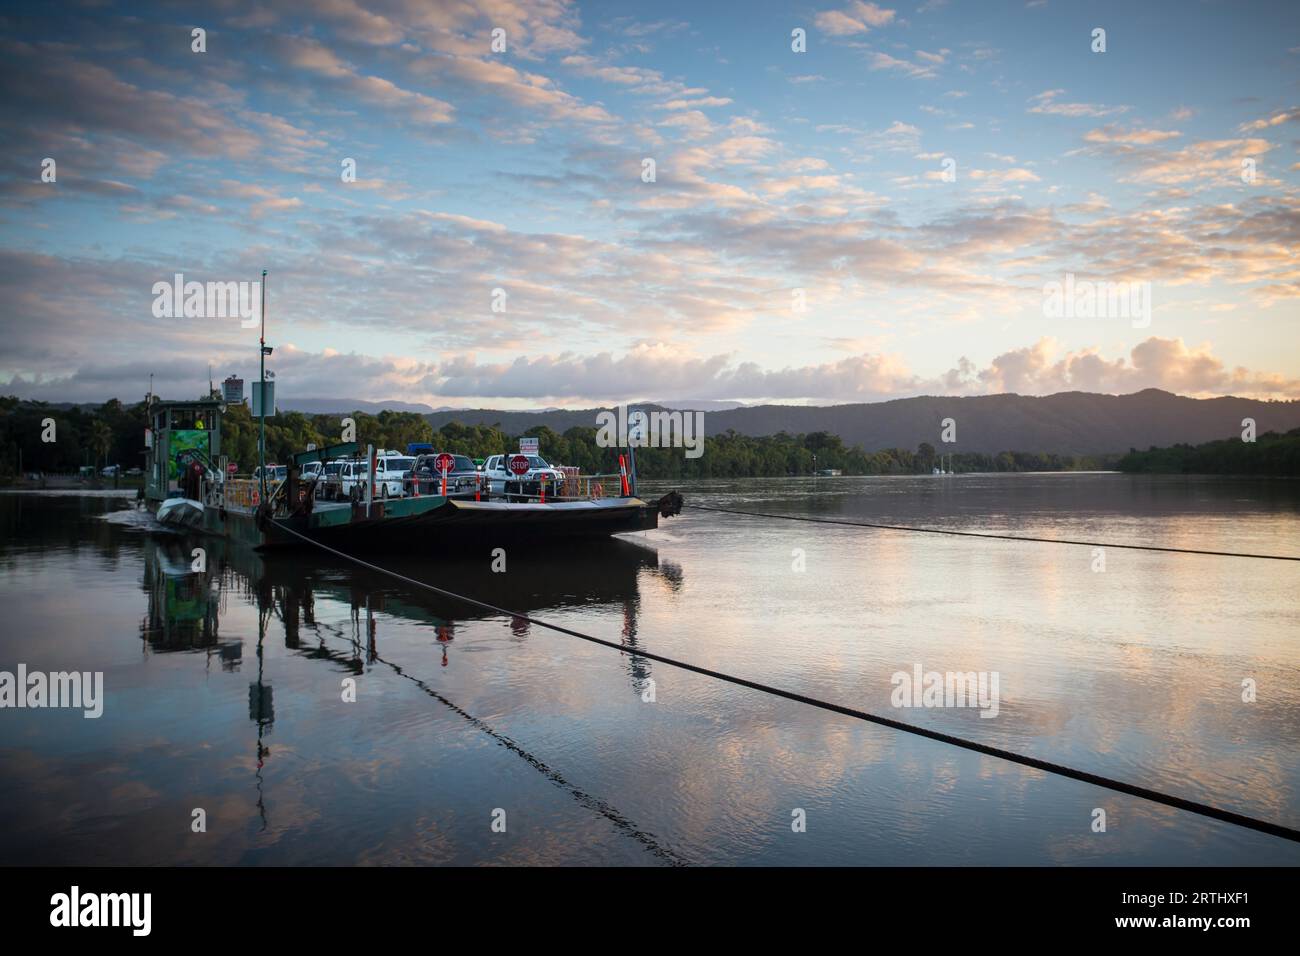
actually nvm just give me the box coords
[142,398,682,551]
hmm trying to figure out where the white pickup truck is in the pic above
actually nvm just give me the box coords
[482,454,564,494]
[373,455,415,498]
[337,459,369,500]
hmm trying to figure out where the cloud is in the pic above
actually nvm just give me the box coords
[819,119,922,154]
[0,39,263,166]
[273,35,458,127]
[815,3,897,36]
[1083,125,1182,145]
[658,96,733,110]
[1122,137,1275,185]
[13,337,1298,405]
[966,167,1041,187]
[2,2,1297,415]
[657,110,715,138]
[613,18,691,39]
[969,338,1300,400]
[1028,89,1129,118]
[868,52,938,79]
[1238,106,1300,132]
[561,54,664,87]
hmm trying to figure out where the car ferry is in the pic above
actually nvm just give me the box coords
[142,398,682,552]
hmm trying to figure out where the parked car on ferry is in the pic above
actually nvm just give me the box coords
[407,453,480,497]
[482,454,565,495]
[252,464,287,485]
[299,460,323,481]
[319,459,346,499]
[325,456,412,500]
[374,455,416,498]
[337,459,369,500]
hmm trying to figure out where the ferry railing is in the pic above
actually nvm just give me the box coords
[220,477,287,513]
[501,470,623,502]
[211,466,630,509]
[222,478,255,512]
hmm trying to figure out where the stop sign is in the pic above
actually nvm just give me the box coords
[435,453,455,473]
[508,454,529,476]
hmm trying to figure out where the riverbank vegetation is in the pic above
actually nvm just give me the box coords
[2,395,1118,480]
[1116,429,1300,475]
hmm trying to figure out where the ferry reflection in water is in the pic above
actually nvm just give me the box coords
[141,532,674,681]
[135,529,682,853]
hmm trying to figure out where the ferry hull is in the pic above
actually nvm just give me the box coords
[278,497,664,551]
[156,494,671,552]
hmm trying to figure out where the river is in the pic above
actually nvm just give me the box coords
[1,473,1298,865]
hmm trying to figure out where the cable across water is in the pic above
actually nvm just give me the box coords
[690,503,1300,562]
[272,520,1300,845]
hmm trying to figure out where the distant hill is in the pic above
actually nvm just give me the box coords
[281,398,444,415]
[650,399,748,411]
[423,390,1300,455]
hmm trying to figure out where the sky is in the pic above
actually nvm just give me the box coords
[0,0,1298,408]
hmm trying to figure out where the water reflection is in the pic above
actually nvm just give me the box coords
[4,485,1298,865]
[133,525,684,855]
[141,530,672,649]
[140,544,224,655]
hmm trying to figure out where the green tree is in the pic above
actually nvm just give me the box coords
[89,420,113,470]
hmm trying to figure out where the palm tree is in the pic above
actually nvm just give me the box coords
[90,420,112,472]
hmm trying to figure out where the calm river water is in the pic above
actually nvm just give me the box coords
[1,473,1298,865]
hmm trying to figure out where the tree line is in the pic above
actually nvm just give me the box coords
[1116,428,1300,475]
[2,394,1121,480]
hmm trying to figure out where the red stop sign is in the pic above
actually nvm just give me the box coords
[508,454,530,476]
[435,453,455,473]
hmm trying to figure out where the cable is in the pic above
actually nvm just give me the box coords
[691,503,1300,562]
[299,615,687,865]
[271,520,1300,845]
